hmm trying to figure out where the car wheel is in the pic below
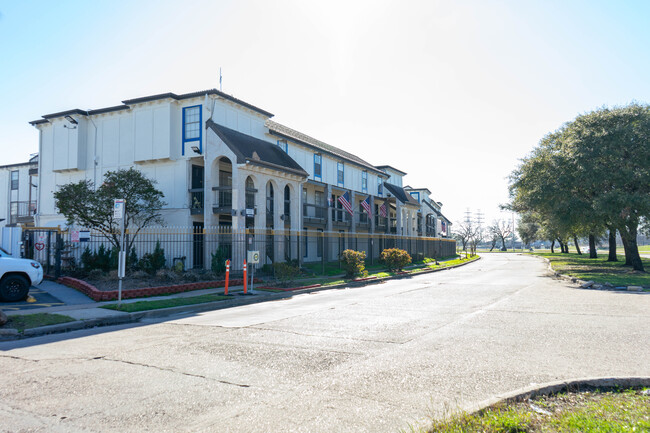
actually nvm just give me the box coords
[0,275,30,302]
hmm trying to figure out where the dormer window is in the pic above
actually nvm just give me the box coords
[337,162,344,186]
[277,139,288,153]
[361,171,368,192]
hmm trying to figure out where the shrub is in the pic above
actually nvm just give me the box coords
[211,246,229,275]
[80,244,114,271]
[273,261,300,287]
[340,249,368,279]
[140,241,166,275]
[380,248,412,271]
[87,269,104,281]
[128,247,138,271]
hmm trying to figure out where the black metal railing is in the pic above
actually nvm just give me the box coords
[212,186,232,213]
[10,201,37,224]
[189,189,204,215]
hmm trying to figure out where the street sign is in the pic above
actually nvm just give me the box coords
[113,199,125,219]
[79,230,90,242]
[71,230,80,243]
[247,251,260,264]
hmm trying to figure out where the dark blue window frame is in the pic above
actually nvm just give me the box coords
[377,177,383,196]
[410,191,420,202]
[362,171,368,193]
[337,162,344,186]
[277,139,288,153]
[182,105,202,156]
[314,154,322,180]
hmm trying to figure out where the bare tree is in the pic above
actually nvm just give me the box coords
[489,219,513,251]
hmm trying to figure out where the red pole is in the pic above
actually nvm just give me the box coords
[224,260,230,295]
[243,260,248,294]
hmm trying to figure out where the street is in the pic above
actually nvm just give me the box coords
[1,253,649,433]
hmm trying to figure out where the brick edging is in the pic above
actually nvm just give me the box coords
[57,276,262,301]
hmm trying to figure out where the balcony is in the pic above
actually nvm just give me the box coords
[331,208,351,227]
[355,211,370,228]
[189,189,204,215]
[303,203,327,225]
[10,201,36,225]
[212,186,232,214]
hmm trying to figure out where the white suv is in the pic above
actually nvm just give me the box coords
[0,247,43,302]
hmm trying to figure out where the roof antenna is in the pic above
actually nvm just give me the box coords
[219,67,222,92]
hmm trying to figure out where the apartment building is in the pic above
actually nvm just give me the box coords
[0,155,38,228]
[25,88,452,267]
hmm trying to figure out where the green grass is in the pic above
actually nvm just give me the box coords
[530,252,650,286]
[101,294,231,312]
[424,389,650,433]
[4,313,75,332]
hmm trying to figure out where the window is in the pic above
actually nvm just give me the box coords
[182,105,202,155]
[314,190,325,219]
[277,139,288,153]
[10,171,18,190]
[314,154,322,179]
[361,171,368,192]
[337,162,344,186]
[377,177,383,196]
[410,191,420,202]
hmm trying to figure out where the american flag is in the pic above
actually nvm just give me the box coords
[338,191,354,216]
[379,202,388,218]
[440,220,447,235]
[361,196,372,216]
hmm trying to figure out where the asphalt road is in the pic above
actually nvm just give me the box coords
[1,254,649,433]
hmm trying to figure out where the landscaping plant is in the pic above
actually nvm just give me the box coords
[340,249,368,278]
[380,248,412,271]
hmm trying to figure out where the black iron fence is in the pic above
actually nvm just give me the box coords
[21,226,456,277]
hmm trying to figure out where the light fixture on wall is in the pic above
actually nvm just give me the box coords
[191,145,201,154]
[63,115,78,129]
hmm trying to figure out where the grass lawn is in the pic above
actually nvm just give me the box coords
[424,389,650,433]
[4,313,75,332]
[262,255,479,289]
[531,252,650,287]
[101,293,231,312]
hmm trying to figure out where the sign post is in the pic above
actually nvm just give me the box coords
[114,199,126,306]
[247,251,259,293]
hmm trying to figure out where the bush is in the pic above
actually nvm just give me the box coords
[140,241,166,275]
[340,249,368,279]
[380,248,412,271]
[211,246,229,275]
[81,244,115,271]
[273,261,300,287]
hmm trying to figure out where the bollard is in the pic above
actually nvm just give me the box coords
[243,260,248,294]
[225,260,230,295]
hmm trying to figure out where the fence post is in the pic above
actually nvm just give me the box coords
[54,231,62,279]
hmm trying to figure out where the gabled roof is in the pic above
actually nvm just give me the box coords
[384,183,420,207]
[423,199,441,215]
[30,89,273,125]
[376,165,407,176]
[266,120,388,176]
[207,120,308,178]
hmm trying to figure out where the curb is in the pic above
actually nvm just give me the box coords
[1,256,482,340]
[461,376,650,416]
[535,255,649,292]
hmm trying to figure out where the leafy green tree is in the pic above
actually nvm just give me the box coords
[508,104,650,271]
[517,212,541,248]
[54,168,165,251]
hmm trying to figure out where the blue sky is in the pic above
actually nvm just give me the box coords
[1,0,649,225]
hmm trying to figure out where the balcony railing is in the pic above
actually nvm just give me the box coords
[10,201,36,225]
[212,186,232,214]
[331,208,352,226]
[189,189,204,215]
[356,211,370,226]
[303,203,327,223]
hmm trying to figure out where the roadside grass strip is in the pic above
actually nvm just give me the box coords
[531,252,650,287]
[424,389,650,433]
[101,294,231,312]
[4,313,76,332]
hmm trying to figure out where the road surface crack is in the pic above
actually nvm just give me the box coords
[91,356,250,388]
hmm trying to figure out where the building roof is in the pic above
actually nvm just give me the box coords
[383,183,420,207]
[375,165,407,176]
[30,89,273,125]
[266,120,388,176]
[207,120,308,178]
